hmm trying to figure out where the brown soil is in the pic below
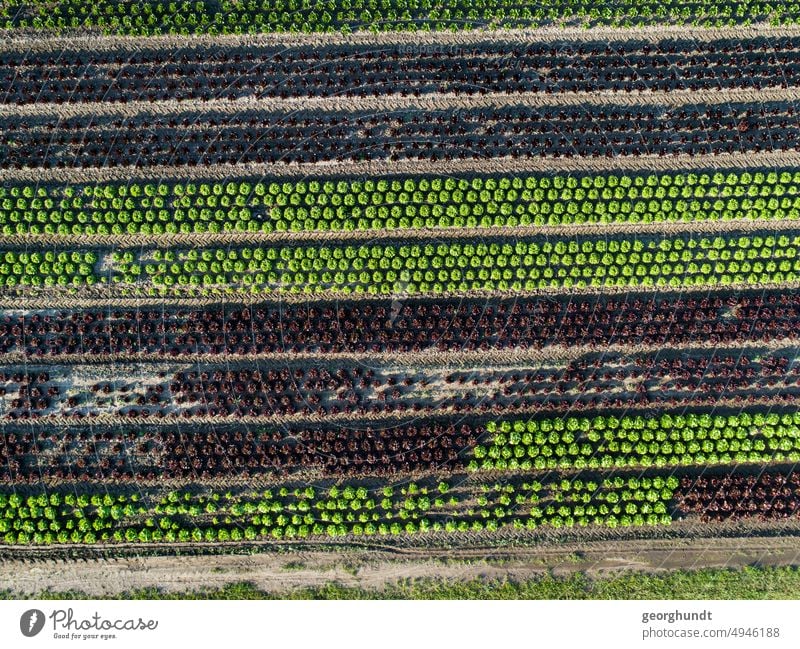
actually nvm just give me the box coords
[4,148,800,185]
[0,335,793,367]
[2,87,797,119]
[3,277,800,310]
[5,24,800,54]
[2,214,799,250]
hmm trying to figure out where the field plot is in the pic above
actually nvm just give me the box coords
[5,101,800,170]
[8,36,800,105]
[2,7,800,576]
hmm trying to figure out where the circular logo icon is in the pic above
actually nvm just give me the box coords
[20,609,45,637]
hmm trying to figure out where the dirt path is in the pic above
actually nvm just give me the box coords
[0,336,794,367]
[2,86,797,119]
[4,215,800,250]
[17,391,800,430]
[4,148,800,184]
[4,24,800,53]
[2,535,800,597]
[3,277,800,310]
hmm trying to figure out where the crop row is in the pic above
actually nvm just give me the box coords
[12,465,800,543]
[0,474,677,545]
[6,233,797,298]
[6,169,800,236]
[0,363,437,420]
[3,102,796,170]
[7,407,800,483]
[0,422,480,482]
[475,411,800,472]
[4,37,800,104]
[2,291,800,358]
[0,349,796,421]
[2,0,798,34]
[676,471,800,522]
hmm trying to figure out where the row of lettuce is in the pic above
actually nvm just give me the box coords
[2,231,800,295]
[2,170,800,237]
[0,475,675,544]
[2,0,797,35]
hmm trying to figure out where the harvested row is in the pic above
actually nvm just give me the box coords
[4,291,800,360]
[5,169,800,238]
[2,0,799,35]
[0,422,481,483]
[3,101,798,170]
[0,349,797,422]
[5,36,800,105]
[0,474,677,545]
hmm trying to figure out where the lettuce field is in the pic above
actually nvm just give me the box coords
[1,3,800,557]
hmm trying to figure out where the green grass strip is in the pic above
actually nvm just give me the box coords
[6,566,800,599]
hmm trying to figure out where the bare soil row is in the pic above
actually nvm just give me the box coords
[3,86,800,119]
[5,149,800,184]
[1,337,794,367]
[4,278,800,310]
[3,217,800,249]
[7,24,800,53]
